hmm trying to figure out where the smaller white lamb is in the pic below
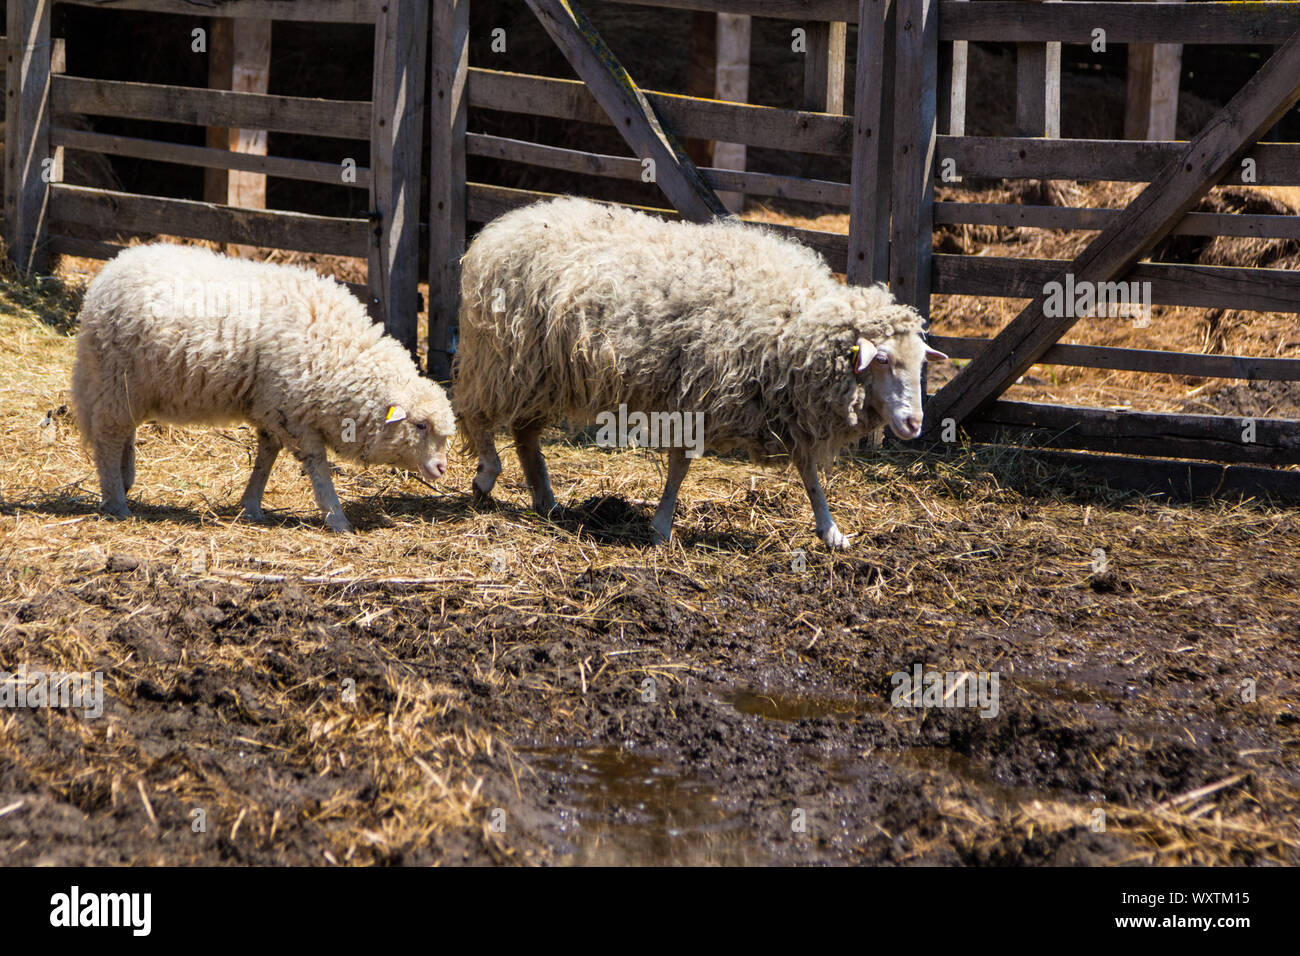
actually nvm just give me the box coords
[70,244,456,532]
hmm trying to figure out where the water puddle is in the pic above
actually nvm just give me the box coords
[727,687,889,721]
[521,746,767,865]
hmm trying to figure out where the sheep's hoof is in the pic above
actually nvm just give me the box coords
[821,526,852,551]
[101,505,132,520]
[650,524,672,546]
[471,485,495,508]
[326,515,355,533]
[532,498,558,519]
[239,505,266,522]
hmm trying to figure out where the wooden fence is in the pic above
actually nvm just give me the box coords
[4,0,427,353]
[5,0,1300,496]
[428,0,1300,496]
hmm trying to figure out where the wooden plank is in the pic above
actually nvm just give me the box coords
[927,335,1300,382]
[804,21,847,114]
[888,0,938,316]
[57,0,377,23]
[963,400,1300,466]
[847,0,894,285]
[464,182,850,272]
[465,132,850,206]
[5,0,52,275]
[684,10,718,169]
[935,201,1300,240]
[1125,0,1184,142]
[925,30,1300,433]
[932,444,1300,502]
[225,17,272,211]
[50,183,370,257]
[713,12,752,213]
[938,2,1300,44]
[600,0,857,20]
[940,135,1300,185]
[523,0,727,221]
[52,127,370,188]
[467,68,853,157]
[428,0,469,381]
[1015,38,1060,138]
[52,75,371,140]
[203,16,235,204]
[368,0,428,354]
[933,254,1300,314]
[938,0,968,136]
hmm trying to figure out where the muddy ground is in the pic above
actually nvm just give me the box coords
[3,465,1298,866]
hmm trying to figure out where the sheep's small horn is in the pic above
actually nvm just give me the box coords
[854,337,875,373]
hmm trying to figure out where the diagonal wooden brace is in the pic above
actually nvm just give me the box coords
[924,27,1300,437]
[524,0,730,222]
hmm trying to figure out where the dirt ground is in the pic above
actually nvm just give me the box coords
[1,265,1298,866]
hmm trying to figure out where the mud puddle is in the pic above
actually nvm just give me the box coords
[521,746,768,865]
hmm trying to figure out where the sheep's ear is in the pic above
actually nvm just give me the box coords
[385,405,407,424]
[924,346,949,363]
[853,337,875,373]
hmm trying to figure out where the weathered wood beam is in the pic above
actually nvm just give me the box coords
[5,0,53,275]
[847,0,895,285]
[523,0,728,221]
[428,0,468,381]
[924,28,1300,435]
[369,0,428,354]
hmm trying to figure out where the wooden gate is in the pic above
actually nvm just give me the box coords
[5,0,427,354]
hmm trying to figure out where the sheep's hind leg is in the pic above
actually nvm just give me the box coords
[468,420,503,505]
[650,447,690,545]
[795,453,850,550]
[120,429,136,493]
[513,420,557,516]
[93,430,132,519]
[239,428,281,521]
[296,439,352,533]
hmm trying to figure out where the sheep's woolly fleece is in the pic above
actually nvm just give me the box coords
[456,197,925,467]
[71,243,456,463]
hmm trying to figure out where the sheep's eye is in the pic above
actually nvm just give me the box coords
[874,353,890,365]
[415,421,429,433]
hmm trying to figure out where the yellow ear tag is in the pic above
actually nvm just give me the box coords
[850,344,860,365]
[386,405,407,424]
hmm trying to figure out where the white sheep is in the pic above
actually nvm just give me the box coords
[70,243,456,531]
[455,197,946,549]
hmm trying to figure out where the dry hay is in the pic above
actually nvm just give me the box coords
[0,250,1298,864]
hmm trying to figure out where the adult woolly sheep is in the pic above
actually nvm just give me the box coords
[71,243,456,532]
[455,197,947,549]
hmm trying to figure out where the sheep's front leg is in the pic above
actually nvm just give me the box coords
[795,454,850,550]
[512,420,556,516]
[468,419,502,505]
[651,447,690,545]
[239,428,281,521]
[296,440,352,533]
[93,431,132,519]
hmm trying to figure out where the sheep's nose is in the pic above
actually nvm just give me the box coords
[906,414,922,435]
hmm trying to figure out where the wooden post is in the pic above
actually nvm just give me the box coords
[925,28,1300,434]
[524,0,727,221]
[428,0,468,382]
[370,0,429,358]
[1125,0,1184,141]
[204,17,271,257]
[803,21,847,114]
[5,0,52,275]
[848,0,895,287]
[938,0,967,136]
[1015,42,1061,137]
[714,12,750,213]
[684,11,717,168]
[888,0,938,318]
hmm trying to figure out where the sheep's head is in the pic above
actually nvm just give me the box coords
[854,329,948,441]
[367,378,458,481]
